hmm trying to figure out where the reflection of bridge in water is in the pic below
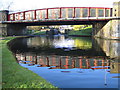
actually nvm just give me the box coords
[16,54,110,69]
[16,54,120,73]
[8,36,120,58]
[8,36,120,73]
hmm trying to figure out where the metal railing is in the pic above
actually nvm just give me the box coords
[8,7,112,21]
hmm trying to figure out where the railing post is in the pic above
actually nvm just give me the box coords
[88,7,90,17]
[73,7,76,18]
[23,11,25,20]
[59,8,62,18]
[13,13,15,21]
[34,10,36,20]
[8,14,10,21]
[46,9,48,19]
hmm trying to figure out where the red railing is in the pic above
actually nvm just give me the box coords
[8,7,112,21]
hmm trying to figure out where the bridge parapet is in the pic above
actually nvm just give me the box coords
[8,7,112,21]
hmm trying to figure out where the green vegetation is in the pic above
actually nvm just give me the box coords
[72,25,85,31]
[33,31,46,35]
[73,37,92,50]
[1,37,57,88]
[68,26,92,36]
[26,25,92,36]
[27,30,46,35]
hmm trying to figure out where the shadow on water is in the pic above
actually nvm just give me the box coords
[8,35,120,88]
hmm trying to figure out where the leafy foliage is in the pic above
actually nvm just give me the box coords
[68,26,92,36]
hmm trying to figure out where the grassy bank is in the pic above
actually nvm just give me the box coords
[68,27,92,36]
[1,37,57,89]
[33,31,46,35]
[27,30,46,35]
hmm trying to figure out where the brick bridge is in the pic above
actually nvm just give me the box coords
[0,2,120,39]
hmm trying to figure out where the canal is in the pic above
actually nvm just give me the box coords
[8,35,120,88]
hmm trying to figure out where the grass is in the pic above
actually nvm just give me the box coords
[68,27,92,36]
[33,31,46,35]
[26,30,46,35]
[0,37,57,89]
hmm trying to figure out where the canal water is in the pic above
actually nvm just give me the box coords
[8,35,120,88]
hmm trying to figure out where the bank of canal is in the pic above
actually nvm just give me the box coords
[1,37,57,88]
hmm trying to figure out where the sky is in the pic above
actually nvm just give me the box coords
[0,0,119,12]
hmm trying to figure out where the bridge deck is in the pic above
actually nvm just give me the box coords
[2,17,112,25]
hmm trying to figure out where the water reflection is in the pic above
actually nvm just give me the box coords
[27,36,92,50]
[16,53,120,74]
[8,35,120,73]
[8,35,120,88]
[95,38,120,59]
[8,35,106,56]
[74,37,92,50]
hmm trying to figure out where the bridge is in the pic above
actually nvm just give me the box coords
[8,7,112,24]
[3,7,113,25]
[0,1,120,39]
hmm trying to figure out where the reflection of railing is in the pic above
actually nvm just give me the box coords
[16,54,110,69]
[9,7,112,21]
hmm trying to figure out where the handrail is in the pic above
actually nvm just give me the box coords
[8,7,112,21]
